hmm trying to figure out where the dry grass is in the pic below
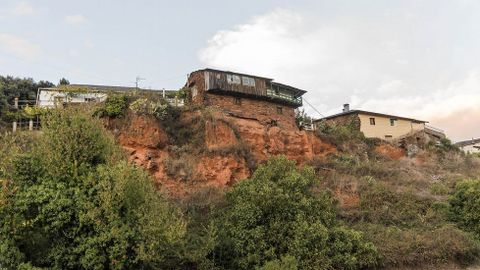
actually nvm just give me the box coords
[310,149,480,268]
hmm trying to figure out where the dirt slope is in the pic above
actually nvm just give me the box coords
[109,109,336,196]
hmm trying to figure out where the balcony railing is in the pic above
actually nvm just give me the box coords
[266,88,302,105]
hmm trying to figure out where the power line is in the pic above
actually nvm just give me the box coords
[302,97,326,118]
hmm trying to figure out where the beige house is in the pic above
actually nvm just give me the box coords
[455,139,480,154]
[315,104,445,141]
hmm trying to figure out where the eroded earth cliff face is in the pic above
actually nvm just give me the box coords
[108,109,336,196]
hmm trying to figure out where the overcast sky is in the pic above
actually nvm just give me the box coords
[0,0,479,141]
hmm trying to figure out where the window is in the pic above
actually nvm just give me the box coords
[276,106,283,114]
[242,76,255,87]
[385,135,393,140]
[369,118,375,125]
[192,86,198,97]
[84,97,96,102]
[227,74,241,84]
[234,97,241,105]
[390,118,396,126]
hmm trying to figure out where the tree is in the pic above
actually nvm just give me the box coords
[58,78,70,86]
[295,108,312,128]
[213,156,379,270]
[0,75,54,128]
[0,108,187,269]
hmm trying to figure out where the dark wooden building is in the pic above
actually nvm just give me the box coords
[186,69,306,128]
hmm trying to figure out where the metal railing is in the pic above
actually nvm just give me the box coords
[266,89,303,105]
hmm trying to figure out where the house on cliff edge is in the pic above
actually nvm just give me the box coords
[314,104,446,142]
[186,69,307,129]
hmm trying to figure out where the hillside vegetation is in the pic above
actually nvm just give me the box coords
[1,100,480,269]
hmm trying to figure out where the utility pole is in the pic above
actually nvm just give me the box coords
[135,76,145,89]
[13,97,18,133]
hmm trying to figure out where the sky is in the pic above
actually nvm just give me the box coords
[0,0,479,141]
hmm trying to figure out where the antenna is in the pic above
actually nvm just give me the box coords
[135,76,146,88]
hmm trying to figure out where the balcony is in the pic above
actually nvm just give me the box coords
[266,88,303,106]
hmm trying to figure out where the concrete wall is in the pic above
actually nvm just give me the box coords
[358,113,425,140]
[37,90,107,108]
[461,143,480,154]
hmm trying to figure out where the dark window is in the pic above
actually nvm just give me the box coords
[84,97,96,102]
[390,119,396,126]
[385,135,393,139]
[276,106,283,114]
[234,97,241,105]
[369,118,375,125]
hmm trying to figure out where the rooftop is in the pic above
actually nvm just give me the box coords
[315,109,428,123]
[39,84,177,93]
[195,68,274,81]
[194,68,307,97]
[455,138,480,147]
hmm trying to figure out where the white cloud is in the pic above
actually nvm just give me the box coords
[64,14,87,25]
[199,4,480,140]
[11,2,36,16]
[84,39,94,48]
[0,33,41,60]
[68,49,80,57]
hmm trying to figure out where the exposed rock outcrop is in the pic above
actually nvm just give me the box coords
[110,109,336,196]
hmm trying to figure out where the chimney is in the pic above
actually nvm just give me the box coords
[343,103,350,112]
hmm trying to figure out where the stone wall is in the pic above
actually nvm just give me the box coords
[206,93,297,130]
[187,71,206,105]
[187,70,298,130]
[324,114,361,130]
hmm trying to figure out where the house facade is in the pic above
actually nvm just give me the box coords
[37,87,107,108]
[186,69,306,129]
[455,139,480,154]
[315,104,432,141]
[37,84,181,108]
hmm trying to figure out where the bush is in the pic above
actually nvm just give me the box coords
[213,156,379,270]
[358,182,444,227]
[258,255,299,270]
[0,108,189,269]
[129,98,170,120]
[449,179,480,238]
[315,118,365,147]
[356,223,480,267]
[103,94,127,117]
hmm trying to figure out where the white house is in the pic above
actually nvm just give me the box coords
[36,84,181,108]
[36,87,107,108]
[455,138,480,154]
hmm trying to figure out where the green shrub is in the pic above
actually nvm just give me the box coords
[0,108,189,269]
[129,98,170,120]
[258,255,299,270]
[449,179,480,238]
[213,156,379,270]
[103,94,127,117]
[430,182,450,196]
[315,118,365,147]
[358,182,444,227]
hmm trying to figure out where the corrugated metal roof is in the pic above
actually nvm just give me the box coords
[193,68,307,97]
